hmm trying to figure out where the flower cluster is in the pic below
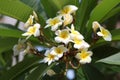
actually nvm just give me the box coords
[21,5,112,66]
[42,5,92,65]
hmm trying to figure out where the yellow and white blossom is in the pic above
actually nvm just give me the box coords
[75,49,93,64]
[45,16,63,31]
[97,26,112,41]
[43,49,59,65]
[69,24,84,39]
[55,29,71,44]
[72,37,90,49]
[51,45,68,58]
[58,5,78,15]
[24,15,34,29]
[92,21,100,32]
[63,14,73,26]
[22,23,40,39]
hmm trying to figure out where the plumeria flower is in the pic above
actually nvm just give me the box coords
[43,49,59,65]
[58,5,78,15]
[22,23,40,39]
[13,39,26,56]
[45,16,63,31]
[69,24,84,39]
[72,37,90,49]
[12,39,27,66]
[63,14,73,26]
[24,15,34,29]
[92,21,100,32]
[97,26,112,41]
[75,49,93,64]
[51,45,68,58]
[55,29,71,44]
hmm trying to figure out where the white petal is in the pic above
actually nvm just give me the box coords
[48,60,53,65]
[104,34,112,41]
[55,30,61,35]
[57,54,63,58]
[97,32,104,36]
[22,32,31,36]
[51,24,59,31]
[55,37,62,43]
[44,25,50,28]
[44,50,50,56]
[75,53,80,59]
[80,57,92,64]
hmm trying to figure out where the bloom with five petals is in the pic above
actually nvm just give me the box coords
[45,16,63,31]
[22,23,40,39]
[75,49,93,64]
[43,49,59,65]
[51,45,68,58]
[55,29,71,44]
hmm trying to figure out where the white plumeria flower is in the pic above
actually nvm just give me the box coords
[45,16,63,31]
[58,5,78,15]
[72,37,90,49]
[92,21,100,32]
[43,49,59,65]
[55,29,71,44]
[63,14,73,26]
[75,49,93,64]
[69,24,84,39]
[51,45,68,58]
[13,39,26,56]
[97,26,112,41]
[24,15,34,29]
[22,23,40,39]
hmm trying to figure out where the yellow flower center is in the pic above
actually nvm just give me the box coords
[50,18,60,26]
[101,28,109,37]
[59,30,69,39]
[55,48,62,54]
[29,27,36,34]
[73,38,82,44]
[48,54,55,60]
[80,52,89,59]
[61,7,71,14]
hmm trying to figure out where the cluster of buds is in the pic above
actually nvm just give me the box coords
[19,5,112,68]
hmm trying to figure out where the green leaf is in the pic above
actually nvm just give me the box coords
[97,52,120,65]
[75,0,97,34]
[0,0,33,22]
[26,63,56,80]
[92,45,120,59]
[0,24,23,38]
[101,6,120,22]
[92,29,120,48]
[0,56,41,80]
[76,64,105,80]
[0,37,18,53]
[20,0,46,27]
[41,0,78,18]
[86,0,120,41]
[82,64,105,80]
[76,67,86,80]
[20,0,41,12]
